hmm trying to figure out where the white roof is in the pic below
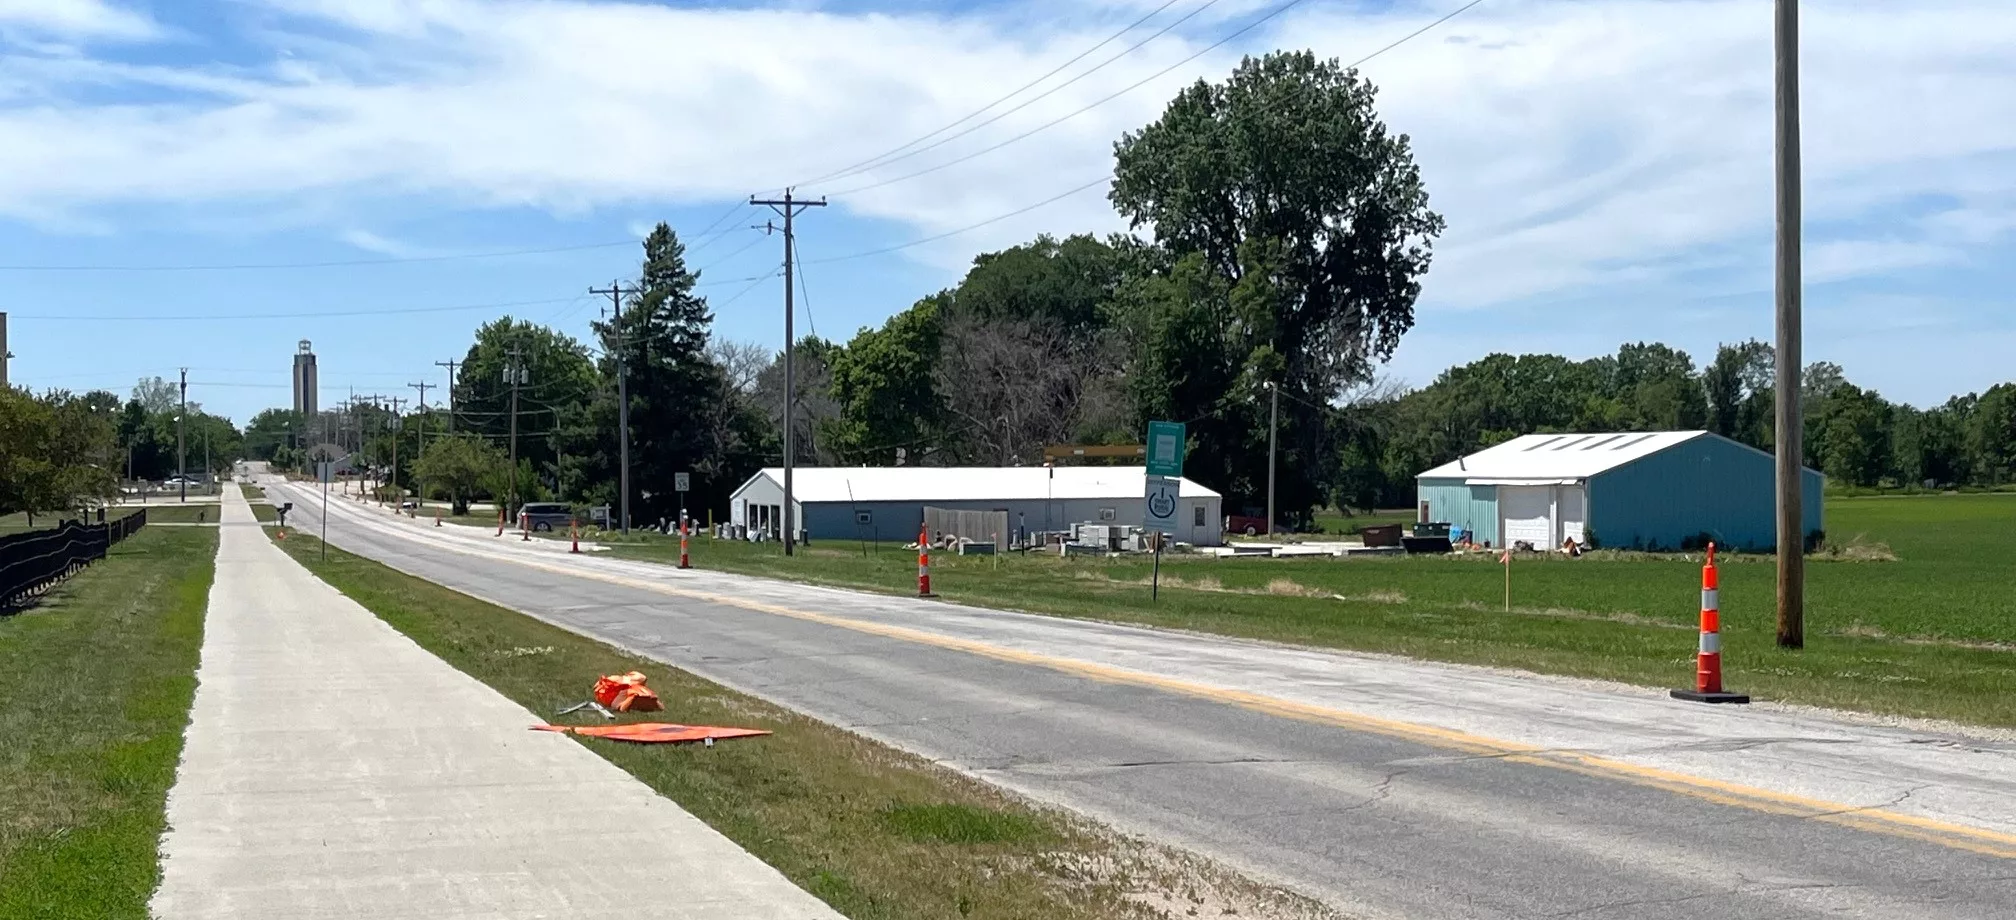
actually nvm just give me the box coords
[1416,431,1709,482]
[734,466,1220,503]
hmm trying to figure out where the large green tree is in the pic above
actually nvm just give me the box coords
[1108,50,1443,524]
[412,435,506,515]
[825,295,949,465]
[453,316,597,506]
[589,223,756,522]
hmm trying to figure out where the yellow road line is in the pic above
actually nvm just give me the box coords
[307,496,2016,860]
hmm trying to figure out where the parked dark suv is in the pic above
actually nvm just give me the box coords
[517,502,574,533]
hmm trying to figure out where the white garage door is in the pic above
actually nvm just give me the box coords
[1558,484,1586,545]
[1500,486,1554,547]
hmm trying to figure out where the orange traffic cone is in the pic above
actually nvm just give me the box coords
[916,525,936,598]
[570,521,581,555]
[1671,543,1749,704]
[678,516,691,569]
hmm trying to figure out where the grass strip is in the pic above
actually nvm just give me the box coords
[271,532,1332,920]
[0,526,217,919]
[607,494,2016,729]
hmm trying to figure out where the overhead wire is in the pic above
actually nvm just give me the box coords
[0,240,636,273]
[822,0,1317,198]
[796,0,1212,190]
[810,0,1489,262]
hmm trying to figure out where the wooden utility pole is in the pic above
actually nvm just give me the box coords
[1265,381,1279,537]
[178,368,188,502]
[1774,0,1805,649]
[389,396,406,509]
[590,281,642,533]
[434,360,460,433]
[409,380,433,457]
[504,347,526,521]
[751,189,826,556]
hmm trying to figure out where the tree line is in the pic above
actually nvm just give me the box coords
[229,49,2014,529]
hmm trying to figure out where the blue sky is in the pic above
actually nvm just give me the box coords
[4,0,2014,424]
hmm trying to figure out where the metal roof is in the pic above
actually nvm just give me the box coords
[1415,431,1710,482]
[733,466,1221,503]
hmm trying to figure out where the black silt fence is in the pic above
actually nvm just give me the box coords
[0,509,147,610]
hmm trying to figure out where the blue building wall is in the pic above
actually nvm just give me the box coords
[1586,434,1824,551]
[1417,478,1501,546]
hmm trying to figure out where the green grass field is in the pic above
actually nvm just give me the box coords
[271,532,1323,920]
[612,493,2016,727]
[0,526,216,918]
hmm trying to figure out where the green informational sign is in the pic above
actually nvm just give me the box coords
[1146,420,1186,477]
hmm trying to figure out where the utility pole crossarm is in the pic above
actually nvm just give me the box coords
[751,189,827,557]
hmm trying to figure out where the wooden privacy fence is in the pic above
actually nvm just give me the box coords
[0,510,147,610]
[923,507,1008,547]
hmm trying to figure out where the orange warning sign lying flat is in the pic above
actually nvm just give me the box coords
[532,723,771,744]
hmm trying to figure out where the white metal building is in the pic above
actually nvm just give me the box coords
[1415,431,1824,551]
[729,466,1225,546]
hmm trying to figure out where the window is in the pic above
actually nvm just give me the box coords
[1099,507,1117,521]
[855,510,872,525]
[1193,506,1206,527]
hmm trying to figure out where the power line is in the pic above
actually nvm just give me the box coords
[811,0,1488,260]
[809,174,1111,264]
[826,0,1488,199]
[0,240,636,273]
[793,0,1202,190]
[8,295,580,322]
[12,272,775,321]
[792,242,818,339]
[824,0,1313,198]
[714,271,779,309]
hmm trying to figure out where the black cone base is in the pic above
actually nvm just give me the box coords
[1671,689,1751,704]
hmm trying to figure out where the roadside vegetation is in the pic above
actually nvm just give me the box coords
[0,526,217,918]
[610,493,2016,728]
[271,531,1334,920]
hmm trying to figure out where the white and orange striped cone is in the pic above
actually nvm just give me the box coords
[678,517,691,569]
[916,525,937,598]
[495,507,505,537]
[1671,542,1750,704]
[570,520,581,554]
[435,510,443,527]
[521,513,532,542]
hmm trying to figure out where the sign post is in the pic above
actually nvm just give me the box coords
[1144,421,1186,602]
[674,472,690,535]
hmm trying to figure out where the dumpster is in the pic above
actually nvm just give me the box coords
[1359,524,1403,547]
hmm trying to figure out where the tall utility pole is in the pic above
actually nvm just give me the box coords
[1265,381,1278,537]
[178,368,188,502]
[408,380,433,457]
[357,394,388,501]
[504,348,527,521]
[434,360,460,433]
[752,189,826,556]
[1774,0,1805,649]
[389,396,406,508]
[591,281,642,534]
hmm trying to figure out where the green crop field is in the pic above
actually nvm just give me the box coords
[610,492,2016,727]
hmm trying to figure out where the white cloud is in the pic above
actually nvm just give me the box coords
[0,0,159,41]
[0,0,2014,316]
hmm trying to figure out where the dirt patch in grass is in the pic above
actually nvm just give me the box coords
[0,526,216,918]
[275,531,1345,920]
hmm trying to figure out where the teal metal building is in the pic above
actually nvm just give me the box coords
[1415,431,1824,551]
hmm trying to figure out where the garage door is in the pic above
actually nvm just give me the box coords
[1500,486,1554,548]
[1558,485,1586,545]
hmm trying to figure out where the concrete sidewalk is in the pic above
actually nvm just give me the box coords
[153,481,842,919]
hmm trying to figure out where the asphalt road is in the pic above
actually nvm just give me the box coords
[272,481,2016,920]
